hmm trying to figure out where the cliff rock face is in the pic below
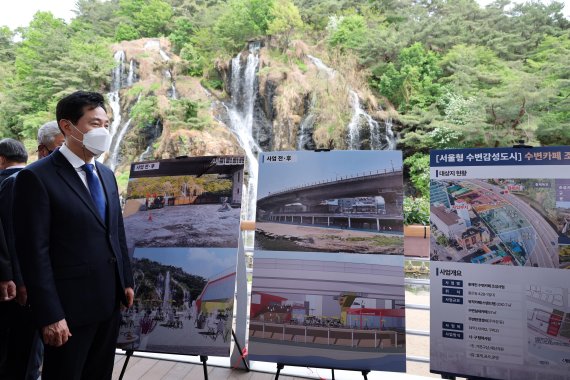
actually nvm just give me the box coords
[110,38,242,173]
[111,38,398,177]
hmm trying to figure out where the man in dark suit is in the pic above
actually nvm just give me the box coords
[0,138,34,380]
[0,121,65,379]
[0,138,27,183]
[14,91,134,380]
[0,139,25,302]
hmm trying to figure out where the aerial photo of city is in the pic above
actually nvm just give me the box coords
[430,179,562,268]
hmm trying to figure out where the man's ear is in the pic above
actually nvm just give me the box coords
[58,120,71,136]
[0,156,6,168]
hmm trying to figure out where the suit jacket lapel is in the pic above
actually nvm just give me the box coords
[52,151,106,228]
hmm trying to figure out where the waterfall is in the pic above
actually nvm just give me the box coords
[109,50,125,137]
[159,49,177,99]
[163,271,172,311]
[138,119,162,161]
[347,91,364,149]
[165,69,177,99]
[138,146,151,161]
[101,50,140,168]
[98,51,125,165]
[200,84,213,98]
[112,50,125,90]
[307,55,397,150]
[367,113,383,150]
[298,94,316,150]
[108,93,141,170]
[225,43,262,221]
[109,119,132,172]
[385,117,397,150]
[298,114,315,150]
[107,92,122,140]
[126,59,135,87]
[307,55,335,78]
[159,49,170,61]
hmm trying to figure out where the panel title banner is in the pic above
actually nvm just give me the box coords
[431,147,570,167]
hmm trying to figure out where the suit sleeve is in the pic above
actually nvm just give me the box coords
[118,210,134,289]
[0,177,24,286]
[14,169,65,326]
[0,217,12,282]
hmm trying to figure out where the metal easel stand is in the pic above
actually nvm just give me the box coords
[274,364,369,380]
[119,349,133,380]
[200,355,209,379]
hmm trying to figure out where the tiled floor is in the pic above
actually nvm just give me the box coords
[112,355,316,380]
[111,354,438,380]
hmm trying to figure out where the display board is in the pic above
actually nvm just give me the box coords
[249,150,406,372]
[117,156,244,357]
[429,147,570,380]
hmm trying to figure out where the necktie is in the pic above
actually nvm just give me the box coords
[82,163,106,221]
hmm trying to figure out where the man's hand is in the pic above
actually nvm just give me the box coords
[16,285,27,306]
[125,287,134,308]
[42,319,72,347]
[0,280,16,301]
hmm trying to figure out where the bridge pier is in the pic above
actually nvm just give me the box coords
[348,217,351,228]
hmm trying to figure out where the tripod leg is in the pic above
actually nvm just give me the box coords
[275,363,284,380]
[118,350,133,380]
[200,355,208,380]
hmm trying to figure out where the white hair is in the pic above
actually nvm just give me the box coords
[37,121,62,146]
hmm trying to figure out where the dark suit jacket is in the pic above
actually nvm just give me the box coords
[0,170,23,286]
[13,150,133,328]
[0,217,11,282]
[0,168,22,184]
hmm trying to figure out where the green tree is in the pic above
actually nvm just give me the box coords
[115,23,140,41]
[214,0,275,50]
[169,17,194,53]
[0,27,14,62]
[375,42,443,111]
[530,33,570,145]
[328,14,367,51]
[167,99,208,130]
[5,12,115,138]
[131,96,159,126]
[267,0,303,51]
[71,0,121,38]
[404,153,429,198]
[117,0,173,39]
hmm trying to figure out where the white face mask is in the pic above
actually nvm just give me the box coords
[69,123,111,156]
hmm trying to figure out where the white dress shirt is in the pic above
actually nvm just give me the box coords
[59,144,104,198]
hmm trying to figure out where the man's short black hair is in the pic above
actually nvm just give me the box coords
[55,91,107,127]
[0,138,28,163]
